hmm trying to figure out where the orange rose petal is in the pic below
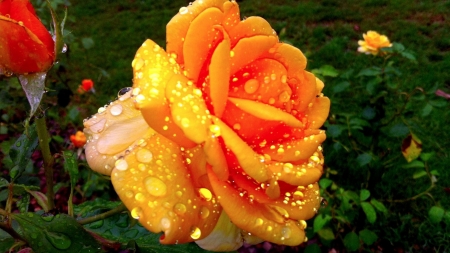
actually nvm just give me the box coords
[229,58,290,109]
[305,97,330,129]
[221,0,240,33]
[166,0,228,64]
[204,135,229,181]
[230,35,278,76]
[166,74,210,144]
[258,131,326,162]
[228,97,303,128]
[213,117,269,183]
[132,40,196,148]
[183,146,208,187]
[183,8,224,81]
[291,71,318,112]
[111,134,221,244]
[315,77,325,95]
[259,43,307,76]
[228,16,276,47]
[266,160,322,186]
[209,28,231,118]
[207,167,306,246]
[268,183,321,221]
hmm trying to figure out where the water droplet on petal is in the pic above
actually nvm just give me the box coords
[198,188,212,201]
[179,7,189,15]
[135,192,145,202]
[281,226,292,239]
[181,118,190,128]
[173,203,187,216]
[115,159,128,171]
[244,79,259,94]
[118,87,132,97]
[160,217,171,230]
[255,218,264,226]
[199,206,210,219]
[136,148,153,163]
[279,91,291,102]
[190,226,201,239]
[144,177,167,197]
[110,104,123,116]
[131,207,143,219]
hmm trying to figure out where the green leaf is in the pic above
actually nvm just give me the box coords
[327,125,344,138]
[0,229,14,253]
[82,37,95,49]
[388,123,409,137]
[356,153,372,167]
[18,73,47,117]
[343,232,360,251]
[370,199,388,214]
[319,178,333,189]
[401,51,416,61]
[366,76,383,95]
[9,124,39,180]
[313,214,332,233]
[421,103,433,117]
[74,198,122,216]
[392,42,405,52]
[357,67,382,77]
[359,229,378,245]
[361,202,377,224]
[63,151,79,186]
[0,178,9,188]
[360,189,370,201]
[428,206,445,223]
[420,152,435,162]
[304,244,321,253]
[402,160,425,169]
[12,213,101,253]
[27,190,49,212]
[413,170,427,179]
[17,193,30,213]
[429,100,447,108]
[333,81,350,93]
[318,228,335,241]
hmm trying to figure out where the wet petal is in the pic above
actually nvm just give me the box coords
[305,97,330,129]
[111,134,221,244]
[208,167,306,246]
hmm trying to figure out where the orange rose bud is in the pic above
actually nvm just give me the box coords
[81,79,94,92]
[0,0,55,75]
[70,131,86,148]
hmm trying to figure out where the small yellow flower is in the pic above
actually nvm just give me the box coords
[357,31,392,55]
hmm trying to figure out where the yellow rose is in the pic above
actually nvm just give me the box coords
[357,30,392,55]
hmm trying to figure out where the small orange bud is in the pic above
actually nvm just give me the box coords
[70,131,86,148]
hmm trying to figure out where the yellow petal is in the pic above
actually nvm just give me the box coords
[111,133,221,244]
[305,97,330,129]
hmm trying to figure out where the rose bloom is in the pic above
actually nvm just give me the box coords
[357,30,392,55]
[84,0,330,251]
[0,0,55,75]
[70,131,86,148]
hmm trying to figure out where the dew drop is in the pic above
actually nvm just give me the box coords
[181,118,190,128]
[199,188,212,201]
[266,226,273,232]
[299,220,307,229]
[133,58,145,71]
[244,79,259,94]
[281,226,292,239]
[89,118,106,133]
[136,148,153,163]
[131,207,143,219]
[118,87,132,97]
[279,91,291,102]
[199,206,210,219]
[144,177,167,197]
[209,125,221,137]
[135,192,145,202]
[269,98,276,104]
[233,123,241,130]
[176,191,183,198]
[255,218,264,226]
[173,203,187,216]
[125,190,134,198]
[179,7,189,15]
[115,159,128,171]
[190,226,201,239]
[321,198,328,207]
[110,104,123,116]
[44,232,72,250]
[61,44,68,53]
[160,217,171,230]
